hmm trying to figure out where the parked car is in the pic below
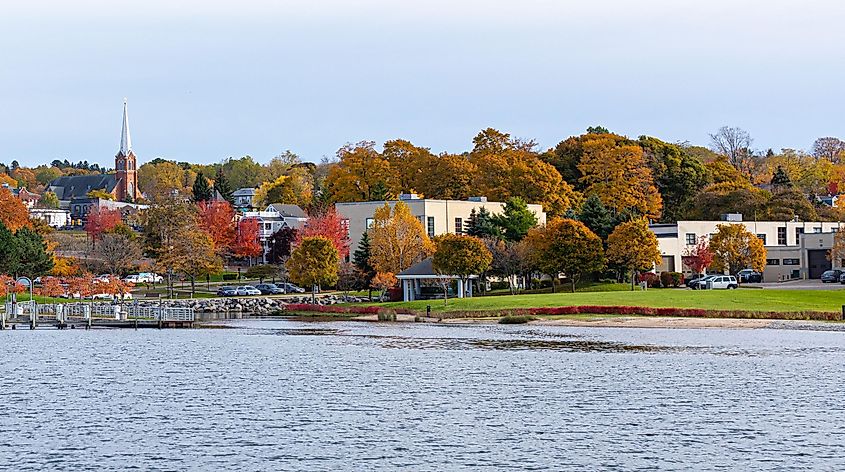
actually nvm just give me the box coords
[235,286,262,296]
[280,283,306,293]
[708,275,739,289]
[91,292,133,300]
[736,269,763,283]
[217,286,238,297]
[688,275,716,290]
[839,273,845,284]
[685,273,708,289]
[821,269,843,283]
[254,283,284,295]
[124,273,164,284]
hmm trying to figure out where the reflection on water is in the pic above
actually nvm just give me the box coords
[2,320,845,471]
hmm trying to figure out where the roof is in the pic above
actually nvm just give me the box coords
[267,203,306,218]
[47,174,117,200]
[119,99,132,156]
[233,187,257,197]
[396,258,478,279]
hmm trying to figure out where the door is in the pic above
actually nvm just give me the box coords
[808,250,831,279]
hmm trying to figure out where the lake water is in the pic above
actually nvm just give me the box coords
[2,320,844,471]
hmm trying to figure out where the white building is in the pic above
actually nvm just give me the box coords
[650,214,843,281]
[29,208,70,228]
[336,194,547,255]
[241,204,308,263]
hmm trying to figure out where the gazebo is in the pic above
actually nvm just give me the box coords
[395,258,477,302]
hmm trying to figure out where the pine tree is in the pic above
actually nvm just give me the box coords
[192,171,213,202]
[491,197,537,242]
[13,227,54,278]
[577,194,618,242]
[214,168,234,205]
[0,222,19,276]
[466,207,501,239]
[770,165,793,190]
[352,231,376,299]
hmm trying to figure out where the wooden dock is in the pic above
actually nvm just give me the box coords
[1,301,196,330]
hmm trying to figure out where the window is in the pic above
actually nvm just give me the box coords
[795,227,804,245]
[766,259,780,265]
[756,234,766,245]
[783,258,800,265]
[455,217,463,235]
[814,227,823,233]
[264,223,271,231]
[366,218,374,229]
[685,233,696,245]
[427,216,435,238]
[777,227,787,245]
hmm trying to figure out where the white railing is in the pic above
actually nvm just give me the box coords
[2,302,194,323]
[126,305,194,321]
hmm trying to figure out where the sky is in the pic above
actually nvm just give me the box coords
[2,0,845,168]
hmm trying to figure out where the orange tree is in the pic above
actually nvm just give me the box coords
[368,201,434,275]
[524,218,604,293]
[606,218,662,290]
[709,224,767,275]
[0,186,31,232]
[432,234,492,301]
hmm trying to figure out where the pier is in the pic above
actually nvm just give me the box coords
[0,301,196,330]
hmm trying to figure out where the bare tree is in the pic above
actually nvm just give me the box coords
[97,233,142,276]
[710,126,755,175]
[812,137,845,163]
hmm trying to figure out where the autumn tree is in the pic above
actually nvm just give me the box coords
[40,191,60,209]
[812,137,845,162]
[414,153,476,200]
[830,231,845,268]
[682,236,714,275]
[491,197,538,242]
[138,160,195,201]
[221,156,268,189]
[382,139,434,194]
[84,207,122,249]
[372,272,397,302]
[267,226,298,264]
[639,136,710,223]
[0,186,31,232]
[432,234,492,300]
[197,200,236,255]
[254,167,313,208]
[158,227,222,295]
[232,217,263,264]
[287,236,339,302]
[524,218,604,293]
[97,230,142,276]
[368,201,434,274]
[709,224,767,275]
[605,218,662,290]
[296,208,350,260]
[326,141,394,202]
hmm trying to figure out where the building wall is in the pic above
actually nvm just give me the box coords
[336,198,547,254]
[651,220,843,280]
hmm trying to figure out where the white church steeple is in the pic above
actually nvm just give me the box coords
[119,98,132,156]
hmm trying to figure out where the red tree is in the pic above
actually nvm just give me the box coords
[682,236,714,275]
[296,208,350,260]
[84,207,122,248]
[197,200,236,254]
[232,217,263,261]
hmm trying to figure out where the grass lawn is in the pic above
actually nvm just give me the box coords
[381,288,845,313]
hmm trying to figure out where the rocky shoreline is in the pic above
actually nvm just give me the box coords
[132,295,367,315]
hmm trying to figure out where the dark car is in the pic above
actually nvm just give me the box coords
[821,269,843,283]
[689,275,718,290]
[736,269,763,283]
[254,283,284,295]
[280,283,306,293]
[216,286,238,297]
[685,274,707,289]
[839,273,845,284]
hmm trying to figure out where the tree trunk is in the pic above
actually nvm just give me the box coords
[311,284,317,304]
[631,269,636,291]
[191,276,195,296]
[570,278,576,293]
[551,277,556,293]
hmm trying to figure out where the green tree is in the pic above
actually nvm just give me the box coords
[605,218,662,290]
[352,231,376,299]
[524,218,604,293]
[465,208,501,239]
[287,236,340,302]
[491,197,538,242]
[213,167,235,205]
[192,171,213,202]
[770,165,792,189]
[39,191,60,209]
[432,234,492,301]
[14,227,54,278]
[639,136,710,222]
[577,194,618,242]
[222,156,268,189]
[0,222,20,276]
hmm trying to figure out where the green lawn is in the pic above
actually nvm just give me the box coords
[381,288,845,313]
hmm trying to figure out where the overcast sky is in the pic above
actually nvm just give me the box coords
[2,0,844,167]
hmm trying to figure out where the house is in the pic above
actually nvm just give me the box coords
[29,208,70,228]
[12,187,41,208]
[335,194,547,255]
[650,214,844,281]
[241,204,308,263]
[47,100,141,204]
[233,187,258,210]
[68,197,148,226]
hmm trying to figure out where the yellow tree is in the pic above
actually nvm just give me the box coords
[578,142,662,219]
[368,201,434,274]
[138,160,195,201]
[524,218,604,293]
[254,167,313,207]
[287,236,339,302]
[157,226,222,296]
[415,153,477,200]
[606,218,662,290]
[432,234,493,301]
[709,224,767,275]
[325,141,395,202]
[382,139,433,194]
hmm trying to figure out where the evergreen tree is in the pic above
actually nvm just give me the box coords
[0,222,19,276]
[11,227,53,278]
[466,207,501,239]
[771,165,793,190]
[370,181,389,201]
[214,168,235,204]
[352,231,376,298]
[577,194,619,242]
[192,171,213,202]
[491,197,537,242]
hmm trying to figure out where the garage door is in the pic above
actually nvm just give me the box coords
[807,250,831,279]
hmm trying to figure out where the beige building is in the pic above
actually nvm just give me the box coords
[650,215,843,281]
[336,195,547,256]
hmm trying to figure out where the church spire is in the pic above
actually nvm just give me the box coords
[119,98,132,156]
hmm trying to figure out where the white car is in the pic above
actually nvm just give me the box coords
[235,286,262,296]
[91,292,134,300]
[124,273,164,284]
[705,275,739,290]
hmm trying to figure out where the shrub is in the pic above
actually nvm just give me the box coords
[659,271,684,288]
[377,309,397,321]
[638,272,661,288]
[490,281,509,290]
[499,315,536,324]
[222,273,238,281]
